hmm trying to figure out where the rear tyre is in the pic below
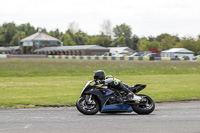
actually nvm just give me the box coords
[132,94,155,115]
[76,96,99,115]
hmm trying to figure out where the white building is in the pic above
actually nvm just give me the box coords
[107,47,134,55]
[161,48,194,59]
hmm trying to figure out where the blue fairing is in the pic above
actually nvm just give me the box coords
[101,104,133,112]
[105,90,113,95]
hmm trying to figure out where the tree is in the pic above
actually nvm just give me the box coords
[137,37,148,51]
[138,37,160,51]
[100,19,112,37]
[160,37,173,50]
[60,33,76,46]
[113,23,132,47]
[175,37,196,53]
[116,36,126,47]
[74,30,89,45]
[66,30,75,41]
[148,36,156,42]
[0,35,5,43]
[49,29,60,39]
[113,23,132,39]
[130,34,139,50]
[87,35,111,47]
[10,32,26,46]
[196,36,200,55]
[156,33,179,43]
[156,33,179,50]
[0,27,6,44]
[68,21,80,34]
[156,33,170,42]
[18,23,37,36]
[3,22,17,44]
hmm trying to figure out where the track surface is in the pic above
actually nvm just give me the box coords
[0,101,200,133]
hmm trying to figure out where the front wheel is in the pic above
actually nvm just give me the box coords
[132,94,155,115]
[76,96,100,115]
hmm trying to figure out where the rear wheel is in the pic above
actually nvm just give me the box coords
[76,96,99,115]
[132,94,155,115]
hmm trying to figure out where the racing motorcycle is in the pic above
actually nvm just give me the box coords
[76,80,155,115]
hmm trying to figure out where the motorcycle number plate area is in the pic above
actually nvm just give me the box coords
[101,104,133,112]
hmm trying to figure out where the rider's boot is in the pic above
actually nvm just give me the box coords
[119,83,142,101]
[119,83,134,100]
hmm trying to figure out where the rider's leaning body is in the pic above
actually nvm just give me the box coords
[94,70,134,100]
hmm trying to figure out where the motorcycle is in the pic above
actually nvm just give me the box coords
[76,80,155,115]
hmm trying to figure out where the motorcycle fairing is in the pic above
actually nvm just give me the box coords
[83,84,134,113]
[84,89,111,108]
[101,104,133,112]
[129,84,146,93]
[105,90,113,95]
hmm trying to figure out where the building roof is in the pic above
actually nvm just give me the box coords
[34,45,109,52]
[21,32,61,42]
[162,48,194,54]
[107,47,133,53]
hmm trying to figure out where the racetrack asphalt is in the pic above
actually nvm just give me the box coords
[0,101,200,133]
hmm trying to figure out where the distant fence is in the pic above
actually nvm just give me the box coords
[0,54,46,58]
[47,55,187,61]
[154,57,185,61]
[10,54,46,58]
[1,54,199,61]
[48,55,149,61]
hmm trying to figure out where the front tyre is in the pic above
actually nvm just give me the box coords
[132,94,155,115]
[76,96,99,115]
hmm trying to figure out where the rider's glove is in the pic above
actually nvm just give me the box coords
[96,80,105,85]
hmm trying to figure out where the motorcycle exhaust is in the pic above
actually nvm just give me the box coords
[132,94,142,101]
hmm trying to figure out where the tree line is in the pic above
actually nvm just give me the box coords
[0,22,200,55]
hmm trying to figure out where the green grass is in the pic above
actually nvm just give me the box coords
[0,58,200,77]
[0,58,200,108]
[0,76,88,108]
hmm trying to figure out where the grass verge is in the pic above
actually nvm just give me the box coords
[0,58,200,108]
[0,74,199,108]
[0,58,200,77]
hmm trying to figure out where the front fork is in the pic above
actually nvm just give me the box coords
[85,94,93,104]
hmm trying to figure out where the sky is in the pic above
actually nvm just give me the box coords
[0,0,200,37]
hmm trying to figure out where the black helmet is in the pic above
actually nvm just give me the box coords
[94,70,106,80]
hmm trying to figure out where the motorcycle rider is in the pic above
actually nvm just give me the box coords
[93,70,134,100]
